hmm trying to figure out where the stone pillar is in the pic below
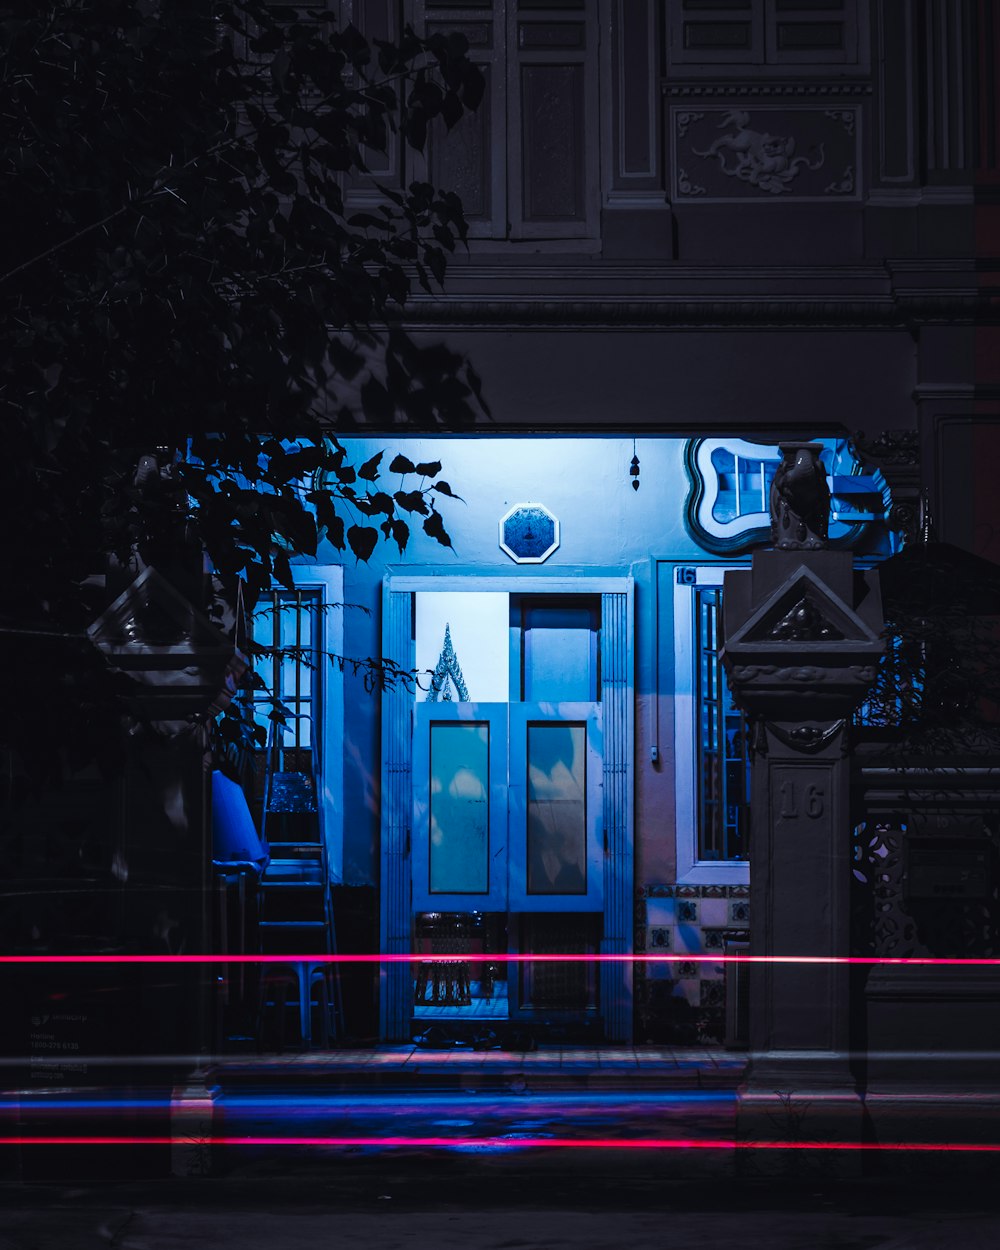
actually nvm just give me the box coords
[720,444,884,1155]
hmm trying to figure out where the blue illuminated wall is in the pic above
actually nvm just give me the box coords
[297,434,891,1041]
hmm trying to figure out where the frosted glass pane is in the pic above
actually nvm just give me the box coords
[526,723,586,895]
[429,723,490,894]
[280,602,298,649]
[252,605,272,648]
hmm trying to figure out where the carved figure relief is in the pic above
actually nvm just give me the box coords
[693,110,824,195]
[672,107,859,203]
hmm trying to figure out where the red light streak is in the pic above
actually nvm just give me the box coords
[0,954,998,965]
[3,1136,999,1152]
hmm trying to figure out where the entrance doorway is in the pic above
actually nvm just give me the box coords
[380,576,634,1042]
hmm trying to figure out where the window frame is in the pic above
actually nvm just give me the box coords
[409,0,601,244]
[673,564,750,885]
[251,564,344,882]
[667,0,867,73]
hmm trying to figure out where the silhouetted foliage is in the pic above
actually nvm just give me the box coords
[857,543,1000,757]
[0,1,485,790]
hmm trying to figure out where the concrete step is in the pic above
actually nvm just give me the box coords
[209,1047,748,1094]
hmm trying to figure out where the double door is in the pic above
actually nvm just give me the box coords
[412,701,603,916]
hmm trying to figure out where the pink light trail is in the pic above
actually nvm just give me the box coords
[4,1136,999,1152]
[0,954,998,966]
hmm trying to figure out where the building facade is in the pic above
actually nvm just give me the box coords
[5,1,999,1074]
[272,0,996,1048]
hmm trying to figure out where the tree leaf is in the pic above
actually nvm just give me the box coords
[347,524,379,562]
[356,490,394,516]
[394,489,428,515]
[358,451,384,482]
[423,508,453,548]
[389,453,417,474]
[389,516,410,552]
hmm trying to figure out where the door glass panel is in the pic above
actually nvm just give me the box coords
[429,722,490,894]
[526,722,587,894]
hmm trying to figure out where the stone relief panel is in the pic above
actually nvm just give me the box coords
[671,106,860,202]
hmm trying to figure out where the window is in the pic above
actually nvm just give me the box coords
[673,566,750,883]
[251,587,322,753]
[248,566,344,879]
[414,0,600,240]
[695,586,750,862]
[668,0,862,69]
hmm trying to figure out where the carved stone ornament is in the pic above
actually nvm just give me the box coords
[692,109,825,195]
[731,664,827,684]
[851,430,921,548]
[768,596,843,642]
[851,430,919,469]
[721,561,885,725]
[765,720,847,755]
[672,107,860,202]
[770,442,831,550]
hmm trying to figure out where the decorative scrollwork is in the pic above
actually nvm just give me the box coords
[677,167,706,197]
[851,430,920,469]
[731,664,827,683]
[851,818,1000,959]
[824,165,855,195]
[823,109,856,136]
[676,111,704,139]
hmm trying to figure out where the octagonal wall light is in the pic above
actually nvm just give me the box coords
[498,503,560,564]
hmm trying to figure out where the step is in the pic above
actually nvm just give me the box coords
[261,880,324,890]
[261,862,324,881]
[209,1049,748,1095]
[259,920,328,929]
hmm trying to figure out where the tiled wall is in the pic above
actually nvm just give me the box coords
[635,884,750,1045]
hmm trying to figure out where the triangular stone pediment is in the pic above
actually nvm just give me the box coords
[88,566,233,657]
[727,565,880,648]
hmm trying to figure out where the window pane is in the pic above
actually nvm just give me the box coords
[697,588,749,861]
[429,723,490,894]
[415,592,509,703]
[526,723,587,895]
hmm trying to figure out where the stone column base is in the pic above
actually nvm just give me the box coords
[737,1085,865,1178]
[737,1052,865,1177]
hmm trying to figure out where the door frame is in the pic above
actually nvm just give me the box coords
[379,571,634,1042]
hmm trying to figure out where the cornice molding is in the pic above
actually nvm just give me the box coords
[402,293,989,331]
[661,81,872,98]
